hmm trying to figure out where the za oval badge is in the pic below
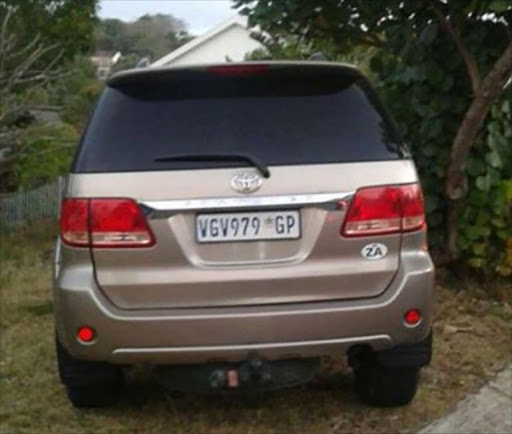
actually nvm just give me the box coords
[361,243,388,260]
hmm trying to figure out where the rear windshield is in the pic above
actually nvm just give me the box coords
[73,67,404,173]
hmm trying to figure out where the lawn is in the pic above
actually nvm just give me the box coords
[1,227,511,434]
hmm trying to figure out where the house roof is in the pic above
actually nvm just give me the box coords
[151,15,257,67]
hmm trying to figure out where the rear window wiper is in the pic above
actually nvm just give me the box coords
[153,153,271,178]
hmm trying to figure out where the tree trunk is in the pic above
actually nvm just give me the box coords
[444,42,512,261]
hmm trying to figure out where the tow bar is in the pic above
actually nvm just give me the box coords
[154,357,322,393]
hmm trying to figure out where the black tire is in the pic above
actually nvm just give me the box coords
[353,363,420,407]
[56,337,123,408]
[65,381,122,408]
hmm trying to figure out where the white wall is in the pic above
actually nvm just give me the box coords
[167,24,264,66]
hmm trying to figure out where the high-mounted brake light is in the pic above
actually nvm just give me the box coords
[207,64,270,76]
[60,198,155,248]
[341,183,425,237]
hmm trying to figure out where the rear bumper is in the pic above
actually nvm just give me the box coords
[54,248,434,364]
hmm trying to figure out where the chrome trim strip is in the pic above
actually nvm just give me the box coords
[141,191,354,216]
[112,334,390,355]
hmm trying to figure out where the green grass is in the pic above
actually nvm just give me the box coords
[1,230,511,434]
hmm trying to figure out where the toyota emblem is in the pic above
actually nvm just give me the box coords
[231,171,263,194]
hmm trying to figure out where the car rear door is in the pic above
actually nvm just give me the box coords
[69,63,419,310]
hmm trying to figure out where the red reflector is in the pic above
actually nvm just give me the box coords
[59,198,155,248]
[207,64,270,76]
[60,199,89,246]
[77,326,95,343]
[404,309,422,326]
[341,183,425,237]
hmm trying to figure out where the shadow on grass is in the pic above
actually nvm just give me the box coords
[104,368,363,432]
[23,300,54,316]
[119,364,355,409]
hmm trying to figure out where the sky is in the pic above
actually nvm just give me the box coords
[98,0,237,35]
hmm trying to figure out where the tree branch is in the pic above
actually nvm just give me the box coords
[7,34,41,61]
[1,41,62,100]
[444,41,512,261]
[0,8,14,79]
[27,105,64,112]
[430,1,481,96]
[446,41,512,200]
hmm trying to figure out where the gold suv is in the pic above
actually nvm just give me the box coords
[54,62,434,408]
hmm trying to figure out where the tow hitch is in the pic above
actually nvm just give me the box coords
[154,357,321,393]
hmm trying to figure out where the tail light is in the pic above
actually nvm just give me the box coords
[341,183,425,237]
[60,198,89,246]
[60,198,155,248]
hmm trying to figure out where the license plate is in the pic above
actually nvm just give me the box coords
[196,210,301,243]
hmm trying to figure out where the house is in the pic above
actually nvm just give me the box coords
[90,51,122,79]
[151,15,266,67]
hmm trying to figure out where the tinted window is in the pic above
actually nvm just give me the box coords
[73,69,404,173]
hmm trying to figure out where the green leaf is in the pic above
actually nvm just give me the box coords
[435,165,445,178]
[370,55,383,73]
[485,151,502,168]
[467,158,486,177]
[488,168,501,184]
[412,98,430,117]
[472,243,487,256]
[487,121,501,135]
[497,229,509,241]
[451,97,468,114]
[435,98,451,112]
[464,225,484,241]
[428,230,444,247]
[425,195,440,213]
[468,257,484,269]
[426,63,444,87]
[467,188,490,206]
[421,145,437,157]
[419,22,438,45]
[476,210,491,225]
[502,99,510,114]
[492,193,506,214]
[488,0,511,13]
[427,211,443,227]
[487,133,501,152]
[499,180,512,201]
[425,119,443,139]
[476,175,491,192]
[491,218,506,228]
[441,75,454,91]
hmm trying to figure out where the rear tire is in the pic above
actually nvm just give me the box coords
[56,337,123,408]
[354,363,420,407]
[65,381,122,408]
